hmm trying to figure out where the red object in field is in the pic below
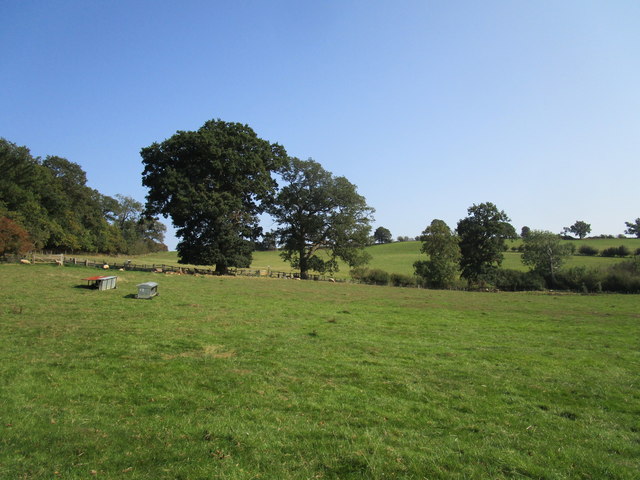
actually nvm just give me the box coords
[82,275,117,290]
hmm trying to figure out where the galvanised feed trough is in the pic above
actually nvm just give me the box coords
[136,282,158,299]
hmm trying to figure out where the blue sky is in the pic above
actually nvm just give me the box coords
[2,1,639,249]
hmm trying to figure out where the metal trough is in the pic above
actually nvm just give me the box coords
[137,282,158,299]
[83,275,118,290]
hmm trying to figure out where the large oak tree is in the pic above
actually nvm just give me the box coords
[456,202,516,283]
[141,119,287,273]
[269,158,373,279]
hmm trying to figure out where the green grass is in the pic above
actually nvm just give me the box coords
[1,264,639,478]
[72,237,640,280]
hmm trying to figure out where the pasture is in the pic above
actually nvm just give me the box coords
[1,263,638,478]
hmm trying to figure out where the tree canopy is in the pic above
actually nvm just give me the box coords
[414,219,460,288]
[0,138,166,254]
[456,202,516,283]
[625,218,640,238]
[521,230,574,285]
[373,226,393,244]
[141,119,287,272]
[564,220,591,239]
[269,157,374,279]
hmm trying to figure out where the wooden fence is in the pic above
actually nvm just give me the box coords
[2,253,343,283]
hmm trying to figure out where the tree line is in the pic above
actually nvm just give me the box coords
[4,116,638,292]
[0,138,167,256]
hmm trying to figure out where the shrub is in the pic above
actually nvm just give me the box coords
[349,267,369,281]
[601,271,640,293]
[363,269,390,286]
[635,248,640,256]
[490,269,545,291]
[554,267,603,293]
[352,268,390,286]
[390,273,417,288]
[578,245,599,256]
[601,245,631,257]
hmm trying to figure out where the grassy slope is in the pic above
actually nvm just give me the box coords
[77,238,639,279]
[1,264,639,478]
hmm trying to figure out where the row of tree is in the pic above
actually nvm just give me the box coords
[376,218,640,247]
[413,203,640,289]
[0,138,167,255]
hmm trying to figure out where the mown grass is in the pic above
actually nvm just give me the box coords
[1,264,639,478]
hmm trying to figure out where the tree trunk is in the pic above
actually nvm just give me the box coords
[215,263,229,275]
[299,249,309,280]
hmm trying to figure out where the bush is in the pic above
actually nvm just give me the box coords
[554,267,603,293]
[578,245,599,256]
[390,273,416,288]
[635,248,640,256]
[490,269,545,291]
[601,271,640,293]
[601,245,631,257]
[351,268,390,286]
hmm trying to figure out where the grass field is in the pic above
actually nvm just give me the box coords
[1,264,639,478]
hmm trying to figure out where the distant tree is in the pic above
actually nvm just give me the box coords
[256,231,278,251]
[624,218,640,238]
[521,230,573,286]
[373,226,393,244]
[269,157,373,279]
[414,219,460,288]
[396,235,411,242]
[563,220,591,239]
[0,216,33,255]
[456,202,516,283]
[141,119,287,273]
[108,194,166,254]
[520,226,531,238]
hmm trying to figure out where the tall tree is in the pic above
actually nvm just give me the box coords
[521,230,573,286]
[269,158,373,279]
[141,119,287,273]
[413,219,460,288]
[373,226,393,244]
[456,202,516,283]
[624,218,640,238]
[563,220,591,239]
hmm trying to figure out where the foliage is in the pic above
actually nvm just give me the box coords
[0,216,33,255]
[601,245,631,257]
[413,219,460,289]
[389,272,417,287]
[553,259,640,293]
[456,202,516,283]
[578,245,599,256]
[359,268,390,285]
[269,158,373,279]
[373,226,393,244]
[489,269,545,291]
[563,220,591,239]
[520,226,531,238]
[141,119,287,273]
[624,218,640,238]
[0,138,165,254]
[521,230,574,286]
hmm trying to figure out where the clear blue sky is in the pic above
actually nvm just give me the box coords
[2,1,639,249]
